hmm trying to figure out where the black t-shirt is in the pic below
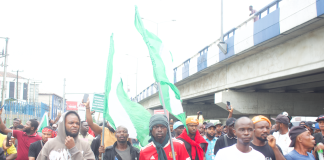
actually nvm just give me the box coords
[250,142,283,160]
[177,137,206,160]
[214,134,237,155]
[28,140,43,159]
[91,135,101,159]
[313,132,324,160]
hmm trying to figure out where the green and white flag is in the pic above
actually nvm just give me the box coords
[37,112,49,132]
[103,33,151,146]
[134,6,187,129]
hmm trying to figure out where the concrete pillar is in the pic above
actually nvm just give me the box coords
[146,108,154,115]
[215,91,324,116]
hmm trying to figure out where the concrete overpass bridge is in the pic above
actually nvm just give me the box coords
[132,0,324,121]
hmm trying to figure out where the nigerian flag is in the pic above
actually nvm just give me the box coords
[37,112,49,132]
[134,6,187,129]
[103,33,151,146]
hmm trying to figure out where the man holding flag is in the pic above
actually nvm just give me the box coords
[139,114,190,160]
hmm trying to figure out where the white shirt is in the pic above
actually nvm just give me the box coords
[273,131,294,155]
[214,144,265,160]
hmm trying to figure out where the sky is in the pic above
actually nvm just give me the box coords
[0,0,279,102]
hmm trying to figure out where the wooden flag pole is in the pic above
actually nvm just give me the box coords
[157,82,176,160]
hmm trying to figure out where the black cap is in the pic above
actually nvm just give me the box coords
[316,115,324,122]
[226,117,236,126]
[203,122,207,125]
[305,121,316,130]
[289,126,309,147]
[275,115,289,125]
[205,123,216,129]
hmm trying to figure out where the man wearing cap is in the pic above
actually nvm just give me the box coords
[313,115,324,160]
[215,117,265,160]
[214,117,237,155]
[203,123,217,160]
[173,121,184,138]
[273,114,293,155]
[305,121,316,135]
[215,122,224,138]
[251,115,285,160]
[139,114,190,160]
[284,126,316,160]
[178,117,208,160]
[315,123,321,134]
[300,121,306,127]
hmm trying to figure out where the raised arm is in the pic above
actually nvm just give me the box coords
[0,108,12,134]
[227,106,233,119]
[48,112,61,124]
[84,100,102,135]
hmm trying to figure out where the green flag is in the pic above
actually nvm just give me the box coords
[134,6,187,129]
[103,33,151,146]
[37,112,49,132]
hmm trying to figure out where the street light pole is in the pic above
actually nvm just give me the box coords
[1,38,9,107]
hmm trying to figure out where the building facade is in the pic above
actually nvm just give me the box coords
[39,93,66,120]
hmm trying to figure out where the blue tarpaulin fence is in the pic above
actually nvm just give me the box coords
[2,101,49,128]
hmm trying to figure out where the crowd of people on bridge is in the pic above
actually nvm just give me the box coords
[0,99,322,160]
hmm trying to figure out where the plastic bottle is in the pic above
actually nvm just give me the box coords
[318,149,324,160]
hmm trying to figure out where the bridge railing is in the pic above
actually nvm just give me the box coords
[133,0,323,102]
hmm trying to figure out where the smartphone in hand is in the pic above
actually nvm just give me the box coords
[82,94,89,103]
[226,101,231,110]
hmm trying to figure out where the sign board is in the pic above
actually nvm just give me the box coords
[92,94,105,113]
[154,109,169,119]
[78,106,86,121]
[66,101,78,111]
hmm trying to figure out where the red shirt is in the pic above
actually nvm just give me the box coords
[139,139,191,160]
[13,130,42,160]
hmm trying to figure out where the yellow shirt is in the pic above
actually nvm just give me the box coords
[101,127,117,148]
[0,134,17,155]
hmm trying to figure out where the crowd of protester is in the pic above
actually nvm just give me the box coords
[0,99,322,160]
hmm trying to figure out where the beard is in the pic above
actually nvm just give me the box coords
[66,130,78,138]
[207,132,215,139]
[23,128,31,133]
[256,136,267,142]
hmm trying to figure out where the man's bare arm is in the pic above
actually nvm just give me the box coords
[227,106,233,119]
[0,109,12,134]
[7,153,17,160]
[84,100,102,135]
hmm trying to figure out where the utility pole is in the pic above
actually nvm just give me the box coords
[12,70,23,100]
[1,38,9,107]
[29,80,42,117]
[62,78,66,113]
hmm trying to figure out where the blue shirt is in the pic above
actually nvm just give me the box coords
[204,136,218,160]
[284,150,315,160]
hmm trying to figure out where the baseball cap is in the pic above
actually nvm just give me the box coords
[275,115,289,125]
[289,126,309,147]
[315,123,320,130]
[205,122,216,129]
[316,115,324,122]
[305,121,316,130]
[215,121,223,126]
[226,117,236,126]
[173,121,184,130]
